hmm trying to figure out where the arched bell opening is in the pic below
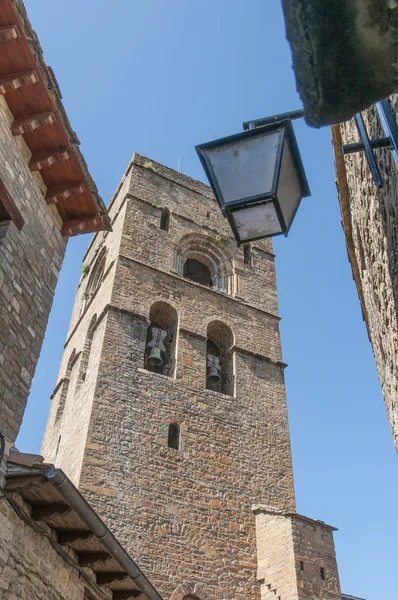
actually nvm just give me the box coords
[144,301,178,377]
[206,321,234,396]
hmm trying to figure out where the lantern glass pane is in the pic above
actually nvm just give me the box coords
[231,203,282,242]
[276,139,302,230]
[204,130,282,205]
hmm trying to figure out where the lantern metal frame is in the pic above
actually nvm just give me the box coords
[196,119,310,245]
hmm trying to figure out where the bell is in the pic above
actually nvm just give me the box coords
[147,347,163,367]
[207,366,220,383]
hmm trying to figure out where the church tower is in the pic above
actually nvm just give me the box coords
[42,153,342,600]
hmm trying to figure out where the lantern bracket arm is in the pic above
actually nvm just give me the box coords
[341,100,398,189]
[243,109,305,131]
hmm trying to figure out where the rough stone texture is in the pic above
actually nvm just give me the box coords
[42,154,343,600]
[0,95,66,480]
[42,155,294,600]
[254,507,341,600]
[0,492,108,600]
[282,0,398,126]
[334,96,398,451]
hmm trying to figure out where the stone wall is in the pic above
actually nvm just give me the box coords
[0,95,67,477]
[335,96,398,451]
[0,493,101,600]
[42,155,296,600]
[254,508,341,600]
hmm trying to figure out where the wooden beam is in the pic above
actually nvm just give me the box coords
[29,148,69,171]
[45,182,84,205]
[78,552,111,567]
[0,177,24,230]
[0,25,19,42]
[113,592,141,600]
[31,503,71,520]
[61,215,103,237]
[96,573,128,585]
[6,475,44,492]
[11,111,55,135]
[0,70,38,95]
[57,530,94,545]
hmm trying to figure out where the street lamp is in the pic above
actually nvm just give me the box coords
[196,116,310,246]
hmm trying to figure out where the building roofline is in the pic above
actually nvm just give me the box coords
[6,450,163,600]
[0,0,111,236]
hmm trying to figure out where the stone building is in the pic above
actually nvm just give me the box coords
[331,95,398,451]
[0,3,161,600]
[0,0,111,480]
[42,152,345,600]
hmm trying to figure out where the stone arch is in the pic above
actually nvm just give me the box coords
[171,584,212,600]
[144,301,179,377]
[206,320,235,396]
[82,248,107,314]
[55,349,77,422]
[173,233,235,294]
[77,313,97,385]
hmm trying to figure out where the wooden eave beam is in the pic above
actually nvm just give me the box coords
[31,503,71,520]
[57,530,95,545]
[113,591,141,600]
[78,552,111,567]
[11,111,55,135]
[96,573,128,585]
[0,70,38,95]
[6,474,44,492]
[29,148,69,171]
[61,215,103,237]
[0,25,19,42]
[45,182,84,205]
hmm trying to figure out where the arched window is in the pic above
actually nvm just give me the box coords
[168,424,180,450]
[144,301,178,377]
[160,207,171,231]
[81,248,107,314]
[173,233,235,295]
[55,349,76,422]
[183,258,212,287]
[78,314,97,385]
[206,321,234,396]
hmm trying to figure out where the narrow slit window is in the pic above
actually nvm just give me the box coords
[320,567,326,580]
[243,243,253,266]
[300,561,304,571]
[168,424,180,450]
[160,207,171,231]
[55,435,61,459]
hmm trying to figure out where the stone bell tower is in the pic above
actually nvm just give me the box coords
[42,153,342,600]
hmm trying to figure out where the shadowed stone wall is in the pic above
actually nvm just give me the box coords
[334,96,398,451]
[0,95,66,481]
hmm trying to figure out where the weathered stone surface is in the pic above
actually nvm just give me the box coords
[0,94,67,482]
[42,154,345,600]
[282,0,398,127]
[332,95,398,451]
[0,493,100,600]
[42,154,295,600]
[254,507,341,600]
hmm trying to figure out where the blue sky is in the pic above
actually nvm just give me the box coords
[18,1,397,598]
